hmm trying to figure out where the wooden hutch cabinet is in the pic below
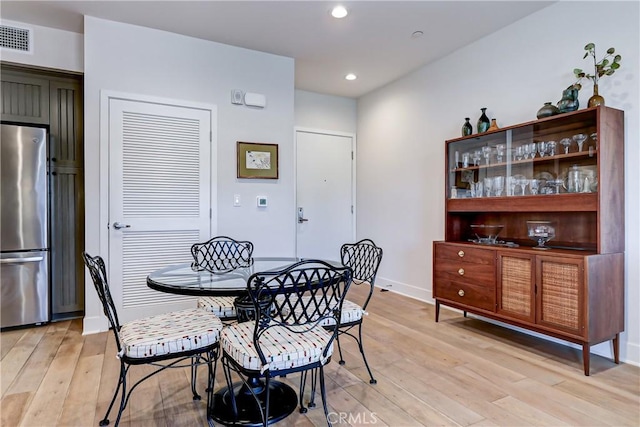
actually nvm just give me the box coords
[433,106,624,375]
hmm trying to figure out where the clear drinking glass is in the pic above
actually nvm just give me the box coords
[529,178,540,195]
[515,146,525,161]
[493,176,505,196]
[462,152,470,168]
[547,140,557,156]
[528,142,537,159]
[496,144,505,162]
[560,137,572,154]
[573,133,587,152]
[537,141,547,158]
[517,177,529,195]
[507,176,517,196]
[472,150,482,166]
[482,146,492,165]
[483,176,494,197]
[523,144,532,159]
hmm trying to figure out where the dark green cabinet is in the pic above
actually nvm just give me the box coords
[1,65,84,318]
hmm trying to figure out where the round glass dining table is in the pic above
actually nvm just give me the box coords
[146,257,308,426]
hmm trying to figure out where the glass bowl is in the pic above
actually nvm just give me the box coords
[527,221,555,249]
[470,224,504,244]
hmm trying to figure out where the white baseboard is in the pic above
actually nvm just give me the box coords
[375,276,431,302]
[82,315,108,335]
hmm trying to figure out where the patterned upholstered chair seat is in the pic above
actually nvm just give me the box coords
[221,321,334,373]
[119,308,223,359]
[197,296,237,320]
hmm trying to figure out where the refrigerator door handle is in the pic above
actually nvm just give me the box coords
[1,256,45,263]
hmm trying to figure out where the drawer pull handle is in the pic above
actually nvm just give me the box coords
[458,250,465,257]
[458,289,465,297]
[458,268,465,276]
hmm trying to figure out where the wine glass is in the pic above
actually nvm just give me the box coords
[482,146,492,165]
[472,150,482,166]
[590,132,598,148]
[528,142,537,159]
[515,146,525,161]
[560,137,572,154]
[495,144,505,162]
[507,176,517,196]
[573,133,587,152]
[527,221,556,250]
[523,144,532,159]
[537,141,547,158]
[547,140,557,156]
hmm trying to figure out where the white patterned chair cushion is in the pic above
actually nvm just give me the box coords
[220,321,334,373]
[198,296,237,319]
[118,308,223,359]
[278,295,365,326]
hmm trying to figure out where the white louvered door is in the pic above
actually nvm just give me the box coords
[108,98,213,322]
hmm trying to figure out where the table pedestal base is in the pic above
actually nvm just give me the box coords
[210,379,297,426]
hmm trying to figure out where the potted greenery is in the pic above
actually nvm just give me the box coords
[573,43,622,107]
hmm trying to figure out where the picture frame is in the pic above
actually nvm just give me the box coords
[236,142,279,179]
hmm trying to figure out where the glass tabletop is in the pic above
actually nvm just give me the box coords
[147,257,335,296]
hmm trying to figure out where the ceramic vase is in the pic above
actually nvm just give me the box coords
[477,108,490,133]
[537,102,560,119]
[557,86,579,113]
[462,118,473,136]
[588,83,605,107]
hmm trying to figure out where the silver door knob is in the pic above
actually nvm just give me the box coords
[113,222,131,230]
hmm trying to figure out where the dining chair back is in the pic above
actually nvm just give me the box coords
[219,260,352,426]
[337,238,383,384]
[83,252,222,426]
[191,235,254,274]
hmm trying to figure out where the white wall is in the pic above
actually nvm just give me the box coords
[83,16,295,332]
[357,1,640,366]
[0,19,83,72]
[295,90,357,134]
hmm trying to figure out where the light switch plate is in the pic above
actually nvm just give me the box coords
[233,194,241,206]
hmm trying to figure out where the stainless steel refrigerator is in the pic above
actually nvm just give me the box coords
[1,123,50,328]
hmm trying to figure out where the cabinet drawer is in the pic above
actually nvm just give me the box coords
[434,280,495,312]
[435,259,495,285]
[435,244,494,265]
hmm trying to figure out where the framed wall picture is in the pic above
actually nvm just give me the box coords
[237,142,279,179]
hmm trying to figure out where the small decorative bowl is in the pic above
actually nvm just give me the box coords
[470,224,504,244]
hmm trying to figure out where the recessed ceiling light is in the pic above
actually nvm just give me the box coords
[411,31,424,39]
[331,6,348,19]
[345,73,357,81]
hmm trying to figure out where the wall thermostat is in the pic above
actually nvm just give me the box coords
[257,196,268,207]
[231,89,244,105]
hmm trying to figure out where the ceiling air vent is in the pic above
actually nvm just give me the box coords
[0,25,32,52]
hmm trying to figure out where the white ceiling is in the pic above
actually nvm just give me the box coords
[0,1,554,98]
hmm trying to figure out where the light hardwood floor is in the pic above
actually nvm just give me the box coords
[2,285,639,427]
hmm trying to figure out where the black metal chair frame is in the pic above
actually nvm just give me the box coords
[82,252,219,427]
[335,239,383,384]
[191,236,254,274]
[220,260,352,427]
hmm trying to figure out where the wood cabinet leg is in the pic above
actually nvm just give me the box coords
[463,311,467,318]
[435,301,440,322]
[582,343,591,376]
[613,333,620,364]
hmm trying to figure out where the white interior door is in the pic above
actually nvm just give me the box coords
[296,130,355,262]
[108,98,213,322]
